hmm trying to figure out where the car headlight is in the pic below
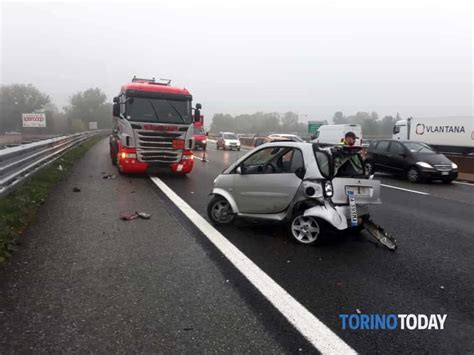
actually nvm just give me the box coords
[451,162,458,169]
[323,180,333,197]
[416,162,434,169]
[202,139,207,144]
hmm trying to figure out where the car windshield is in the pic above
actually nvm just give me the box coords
[126,97,191,124]
[404,142,434,153]
[224,134,237,139]
[193,126,205,134]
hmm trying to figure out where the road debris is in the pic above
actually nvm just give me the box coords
[362,217,397,251]
[120,211,151,221]
[58,164,63,171]
[72,187,81,192]
[102,174,116,179]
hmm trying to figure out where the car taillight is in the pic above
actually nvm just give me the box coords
[172,139,185,150]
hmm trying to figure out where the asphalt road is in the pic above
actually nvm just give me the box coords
[1,138,473,353]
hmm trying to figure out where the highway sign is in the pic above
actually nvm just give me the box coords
[308,121,324,134]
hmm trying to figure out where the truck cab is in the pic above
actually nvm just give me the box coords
[392,119,408,140]
[110,77,201,174]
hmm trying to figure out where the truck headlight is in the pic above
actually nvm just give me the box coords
[202,139,207,144]
[416,162,434,169]
[451,162,458,169]
[323,180,333,197]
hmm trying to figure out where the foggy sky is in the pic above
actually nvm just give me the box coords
[1,0,473,125]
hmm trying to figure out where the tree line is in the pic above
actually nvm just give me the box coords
[210,111,402,137]
[0,83,112,134]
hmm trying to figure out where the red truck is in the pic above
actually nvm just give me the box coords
[193,116,207,150]
[110,77,202,174]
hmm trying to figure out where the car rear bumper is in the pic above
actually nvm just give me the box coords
[195,141,207,148]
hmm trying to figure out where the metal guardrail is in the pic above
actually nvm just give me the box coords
[0,131,103,197]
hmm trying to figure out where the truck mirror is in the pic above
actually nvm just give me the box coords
[196,103,202,110]
[113,103,120,117]
[113,96,120,103]
[194,109,201,122]
[206,131,209,136]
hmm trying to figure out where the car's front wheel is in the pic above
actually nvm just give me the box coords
[289,214,323,245]
[407,166,421,183]
[207,195,235,225]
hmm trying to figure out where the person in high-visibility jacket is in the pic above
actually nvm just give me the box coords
[334,132,365,176]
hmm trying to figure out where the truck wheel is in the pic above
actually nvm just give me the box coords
[289,214,323,245]
[407,166,421,183]
[207,195,235,225]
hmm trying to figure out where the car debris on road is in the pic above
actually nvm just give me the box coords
[119,211,151,221]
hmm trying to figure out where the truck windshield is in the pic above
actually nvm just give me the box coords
[126,97,191,124]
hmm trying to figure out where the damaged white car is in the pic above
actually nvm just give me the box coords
[207,142,396,250]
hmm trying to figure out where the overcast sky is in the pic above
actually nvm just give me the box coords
[1,0,473,125]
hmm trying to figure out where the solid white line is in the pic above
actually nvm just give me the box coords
[453,181,474,186]
[150,176,356,355]
[380,184,429,195]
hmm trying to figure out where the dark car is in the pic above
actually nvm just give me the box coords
[366,140,458,183]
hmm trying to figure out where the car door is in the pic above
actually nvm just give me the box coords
[232,146,304,214]
[385,141,408,174]
[371,140,391,172]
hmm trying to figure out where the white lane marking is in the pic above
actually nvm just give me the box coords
[380,184,429,195]
[453,181,474,186]
[150,176,356,355]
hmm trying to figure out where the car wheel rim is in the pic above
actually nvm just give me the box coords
[211,200,233,223]
[291,216,320,244]
[408,169,418,181]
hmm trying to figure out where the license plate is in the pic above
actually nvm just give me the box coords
[345,186,371,196]
[441,171,449,176]
[347,191,358,227]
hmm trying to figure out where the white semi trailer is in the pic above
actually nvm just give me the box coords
[393,117,474,155]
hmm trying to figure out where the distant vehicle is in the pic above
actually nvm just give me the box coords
[109,76,202,174]
[311,124,363,147]
[393,117,474,155]
[253,136,291,147]
[268,134,304,142]
[217,132,241,150]
[366,140,458,183]
[193,125,207,151]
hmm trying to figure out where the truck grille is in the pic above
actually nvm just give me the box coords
[135,130,183,163]
[434,164,452,171]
